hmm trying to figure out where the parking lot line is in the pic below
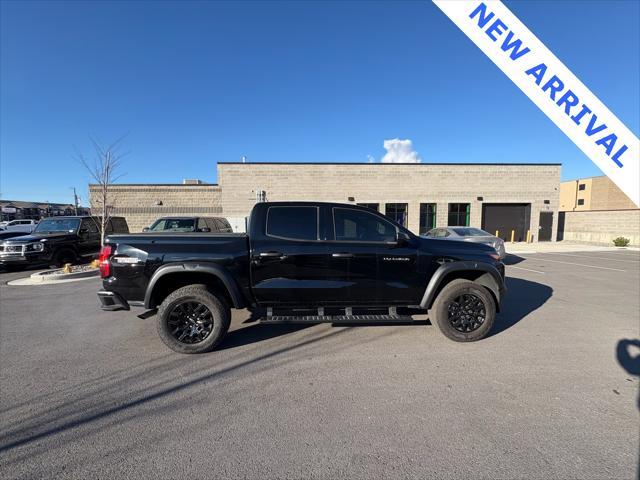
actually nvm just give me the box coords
[508,265,546,274]
[540,252,640,263]
[524,256,626,272]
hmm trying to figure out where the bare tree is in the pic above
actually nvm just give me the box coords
[76,137,127,246]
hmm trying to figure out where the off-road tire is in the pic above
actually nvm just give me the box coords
[51,248,78,268]
[156,284,231,354]
[431,279,496,342]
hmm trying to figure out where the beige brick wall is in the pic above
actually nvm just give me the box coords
[559,176,636,212]
[89,184,222,232]
[561,209,640,246]
[589,176,637,210]
[219,163,561,241]
[559,180,577,212]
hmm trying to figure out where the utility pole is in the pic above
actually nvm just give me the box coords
[71,187,79,215]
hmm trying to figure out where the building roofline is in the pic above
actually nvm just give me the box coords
[217,161,562,166]
[88,183,219,187]
[560,175,607,183]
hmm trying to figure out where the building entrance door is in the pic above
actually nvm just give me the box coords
[538,212,553,241]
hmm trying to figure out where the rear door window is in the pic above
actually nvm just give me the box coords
[266,207,318,241]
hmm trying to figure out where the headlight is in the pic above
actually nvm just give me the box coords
[26,242,44,252]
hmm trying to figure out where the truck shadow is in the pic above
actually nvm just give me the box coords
[219,323,314,350]
[503,254,526,265]
[488,277,553,337]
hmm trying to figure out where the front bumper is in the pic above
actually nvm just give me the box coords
[97,290,130,311]
[0,252,50,265]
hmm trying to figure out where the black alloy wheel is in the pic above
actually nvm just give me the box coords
[167,300,214,344]
[447,293,486,333]
[431,279,496,342]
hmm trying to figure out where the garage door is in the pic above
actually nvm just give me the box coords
[481,203,531,242]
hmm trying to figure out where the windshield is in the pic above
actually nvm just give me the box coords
[451,227,490,237]
[149,218,196,232]
[34,218,80,233]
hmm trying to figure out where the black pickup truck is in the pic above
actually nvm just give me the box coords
[98,202,506,353]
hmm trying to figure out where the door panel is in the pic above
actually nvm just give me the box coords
[376,243,422,304]
[325,242,378,304]
[251,240,329,305]
[251,205,329,306]
[538,212,553,241]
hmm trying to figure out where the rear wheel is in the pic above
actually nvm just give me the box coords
[156,284,230,354]
[431,279,495,342]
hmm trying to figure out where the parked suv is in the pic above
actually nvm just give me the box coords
[0,219,37,234]
[0,216,129,268]
[143,216,232,233]
[98,202,505,353]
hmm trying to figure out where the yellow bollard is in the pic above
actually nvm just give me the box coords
[495,230,499,238]
[510,230,515,243]
[526,230,531,243]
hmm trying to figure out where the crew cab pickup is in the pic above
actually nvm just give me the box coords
[97,202,506,353]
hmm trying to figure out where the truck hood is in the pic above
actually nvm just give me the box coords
[419,236,497,260]
[1,232,77,244]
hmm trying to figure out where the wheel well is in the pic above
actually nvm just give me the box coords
[54,246,78,257]
[429,270,500,311]
[149,272,234,309]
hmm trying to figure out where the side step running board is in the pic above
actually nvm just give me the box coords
[259,313,414,324]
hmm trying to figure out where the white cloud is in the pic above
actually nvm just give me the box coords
[380,138,421,163]
[366,154,375,163]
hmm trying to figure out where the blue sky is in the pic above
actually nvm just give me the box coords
[1,0,638,205]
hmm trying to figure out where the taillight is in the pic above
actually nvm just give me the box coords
[99,245,112,278]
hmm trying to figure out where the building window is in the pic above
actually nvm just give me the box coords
[578,184,586,191]
[448,203,470,226]
[385,203,408,227]
[357,203,379,212]
[419,203,437,235]
[577,199,585,206]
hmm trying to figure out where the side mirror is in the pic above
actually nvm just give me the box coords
[142,227,149,232]
[397,230,411,246]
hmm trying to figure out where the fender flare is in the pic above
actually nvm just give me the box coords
[144,262,245,309]
[419,261,505,310]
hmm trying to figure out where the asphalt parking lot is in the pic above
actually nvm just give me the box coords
[1,250,639,479]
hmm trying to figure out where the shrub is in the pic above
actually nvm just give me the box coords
[613,237,630,247]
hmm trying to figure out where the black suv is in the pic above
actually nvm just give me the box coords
[143,216,233,233]
[0,216,129,268]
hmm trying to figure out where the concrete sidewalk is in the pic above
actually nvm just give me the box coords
[505,241,640,255]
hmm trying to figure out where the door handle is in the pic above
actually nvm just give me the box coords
[332,252,354,258]
[259,251,284,258]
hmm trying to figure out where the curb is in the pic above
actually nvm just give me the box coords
[8,268,99,286]
[29,268,99,283]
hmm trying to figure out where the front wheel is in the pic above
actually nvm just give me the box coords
[156,284,230,354]
[431,279,496,342]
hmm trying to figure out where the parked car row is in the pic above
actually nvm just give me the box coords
[0,219,38,233]
[0,216,130,269]
[0,215,236,270]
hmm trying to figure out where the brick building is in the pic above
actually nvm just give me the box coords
[91,162,562,242]
[557,176,639,245]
